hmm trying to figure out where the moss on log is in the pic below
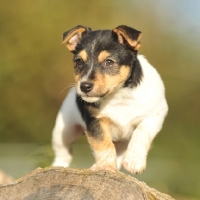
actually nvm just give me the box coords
[0,167,174,200]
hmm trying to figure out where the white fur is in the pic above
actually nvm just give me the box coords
[52,55,168,174]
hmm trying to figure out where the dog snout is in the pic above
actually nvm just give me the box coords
[80,81,94,93]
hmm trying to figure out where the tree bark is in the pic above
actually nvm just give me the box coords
[0,167,174,200]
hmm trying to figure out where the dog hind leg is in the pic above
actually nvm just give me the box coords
[52,88,85,167]
[52,114,84,167]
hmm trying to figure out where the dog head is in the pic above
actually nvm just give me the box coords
[62,25,143,103]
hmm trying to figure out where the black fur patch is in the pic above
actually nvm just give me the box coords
[124,58,143,88]
[76,95,102,139]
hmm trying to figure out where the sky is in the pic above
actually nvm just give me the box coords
[155,0,200,43]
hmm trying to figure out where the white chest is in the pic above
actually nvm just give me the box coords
[97,88,147,140]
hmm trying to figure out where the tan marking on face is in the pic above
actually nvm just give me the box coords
[98,51,111,63]
[76,65,130,104]
[93,65,130,94]
[78,50,88,62]
[108,65,130,86]
[74,74,80,83]
[74,50,87,85]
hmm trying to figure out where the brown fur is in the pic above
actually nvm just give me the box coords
[92,65,131,95]
[86,118,115,151]
[97,51,111,63]
[78,50,88,62]
[113,28,142,49]
[62,27,86,51]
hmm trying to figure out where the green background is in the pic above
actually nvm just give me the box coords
[0,1,199,199]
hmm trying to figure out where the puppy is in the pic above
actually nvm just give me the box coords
[52,25,168,174]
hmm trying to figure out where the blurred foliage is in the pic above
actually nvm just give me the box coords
[0,0,200,199]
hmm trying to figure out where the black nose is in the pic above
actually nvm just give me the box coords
[80,82,93,93]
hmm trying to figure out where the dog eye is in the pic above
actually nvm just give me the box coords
[74,58,84,66]
[104,59,114,67]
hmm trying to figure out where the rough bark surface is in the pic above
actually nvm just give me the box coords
[0,167,174,200]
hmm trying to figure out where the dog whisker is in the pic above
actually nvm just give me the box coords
[60,83,75,94]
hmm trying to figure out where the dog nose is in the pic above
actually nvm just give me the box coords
[80,82,93,93]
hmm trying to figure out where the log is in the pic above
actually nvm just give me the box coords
[0,167,174,200]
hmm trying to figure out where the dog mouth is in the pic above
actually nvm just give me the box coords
[81,96,101,103]
[79,90,109,103]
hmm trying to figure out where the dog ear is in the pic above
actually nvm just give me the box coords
[113,25,142,50]
[62,25,92,52]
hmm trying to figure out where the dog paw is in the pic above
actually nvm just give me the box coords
[122,153,146,174]
[90,163,118,173]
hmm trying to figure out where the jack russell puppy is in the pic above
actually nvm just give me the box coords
[52,25,168,174]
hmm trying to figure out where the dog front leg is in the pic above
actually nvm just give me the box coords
[86,118,117,172]
[123,113,166,174]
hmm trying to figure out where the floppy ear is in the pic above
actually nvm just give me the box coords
[113,25,142,50]
[62,25,92,52]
